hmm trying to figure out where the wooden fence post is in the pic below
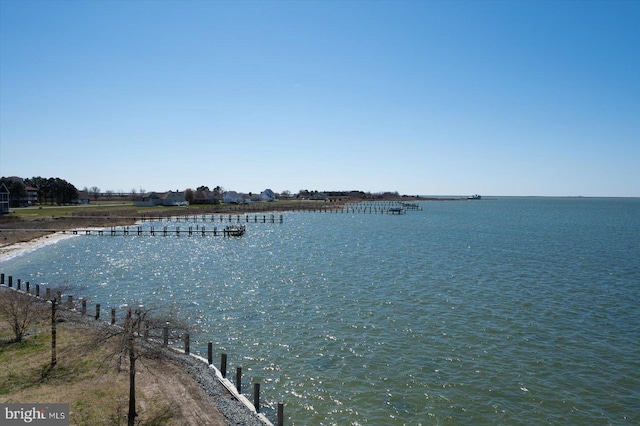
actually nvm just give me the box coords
[277,402,284,426]
[8,276,12,288]
[220,353,227,377]
[51,298,57,367]
[163,326,169,347]
[207,342,213,365]
[36,284,40,297]
[81,299,87,315]
[95,303,101,320]
[184,333,190,355]
[17,279,21,290]
[0,273,4,284]
[111,308,116,324]
[254,383,260,413]
[236,367,242,393]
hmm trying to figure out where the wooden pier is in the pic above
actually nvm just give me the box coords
[0,214,284,239]
[340,201,422,214]
[140,214,283,224]
[2,225,250,237]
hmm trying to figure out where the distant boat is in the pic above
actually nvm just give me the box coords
[224,225,246,236]
[467,194,482,200]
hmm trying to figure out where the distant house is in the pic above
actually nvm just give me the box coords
[222,191,242,204]
[161,191,187,206]
[134,192,162,207]
[260,189,277,202]
[134,191,187,207]
[24,186,39,206]
[73,190,91,205]
[6,176,24,184]
[310,192,328,201]
[0,183,9,214]
[192,189,215,204]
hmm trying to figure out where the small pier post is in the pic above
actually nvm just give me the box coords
[254,383,260,413]
[221,353,227,378]
[277,403,284,426]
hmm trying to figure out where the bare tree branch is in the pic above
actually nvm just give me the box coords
[0,288,47,343]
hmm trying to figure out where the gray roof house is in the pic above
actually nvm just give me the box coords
[161,191,187,206]
[223,191,243,204]
[260,189,277,202]
[134,192,162,207]
[134,191,187,207]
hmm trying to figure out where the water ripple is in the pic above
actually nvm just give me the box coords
[2,199,639,425]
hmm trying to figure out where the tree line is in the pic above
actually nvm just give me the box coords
[0,176,79,206]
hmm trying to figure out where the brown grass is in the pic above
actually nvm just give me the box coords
[0,300,227,425]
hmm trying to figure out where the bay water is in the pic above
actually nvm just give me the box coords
[2,197,639,425]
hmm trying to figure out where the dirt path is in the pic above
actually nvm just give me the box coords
[138,358,228,426]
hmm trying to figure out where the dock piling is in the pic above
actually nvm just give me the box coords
[254,383,260,413]
[221,353,227,378]
[277,403,284,426]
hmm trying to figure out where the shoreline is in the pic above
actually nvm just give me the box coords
[0,282,269,426]
[0,198,413,261]
[0,232,79,262]
[0,226,272,425]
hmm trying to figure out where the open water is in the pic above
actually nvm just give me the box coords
[2,197,639,425]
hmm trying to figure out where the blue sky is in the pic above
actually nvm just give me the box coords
[1,0,638,197]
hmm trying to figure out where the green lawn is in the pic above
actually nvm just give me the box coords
[5,199,338,222]
[8,203,138,220]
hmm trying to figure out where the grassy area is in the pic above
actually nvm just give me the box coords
[8,203,139,220]
[0,293,205,425]
[6,199,340,221]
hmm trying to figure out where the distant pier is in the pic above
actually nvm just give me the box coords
[1,226,248,237]
[141,213,283,223]
[0,214,283,238]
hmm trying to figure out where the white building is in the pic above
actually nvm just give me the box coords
[260,189,277,202]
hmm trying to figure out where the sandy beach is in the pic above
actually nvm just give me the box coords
[0,232,78,262]
[0,211,140,262]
